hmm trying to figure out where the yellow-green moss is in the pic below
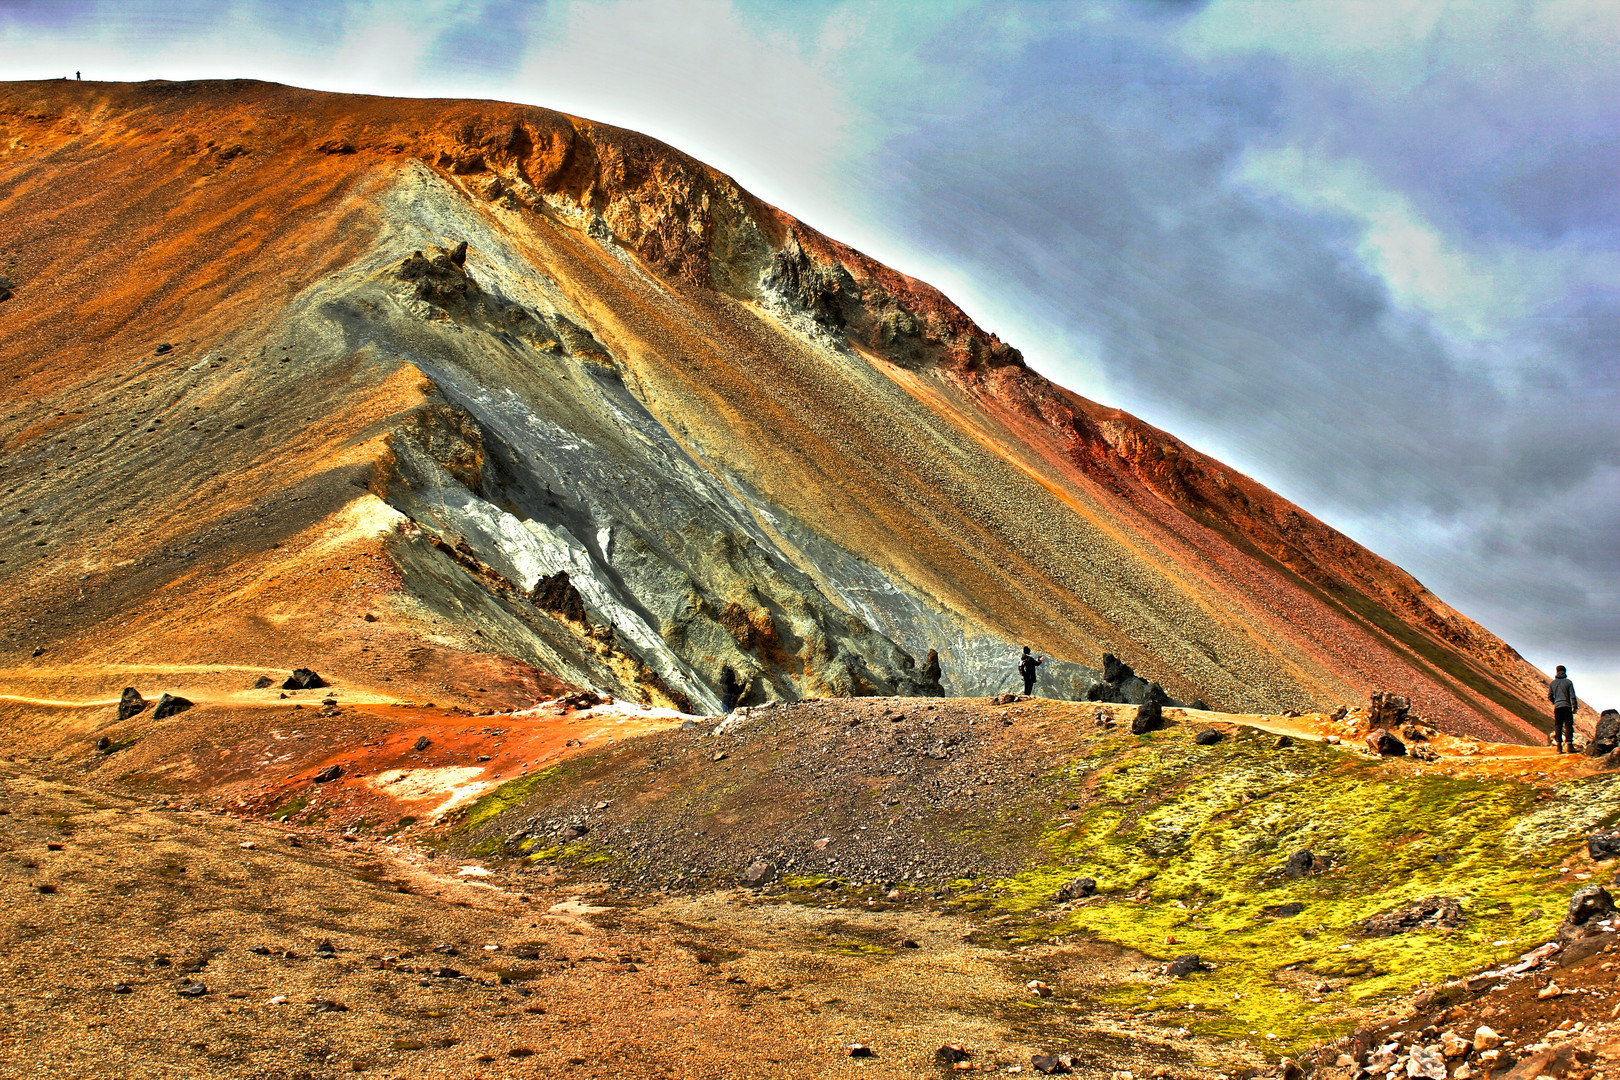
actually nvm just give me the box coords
[982,725,1615,1051]
[460,766,561,832]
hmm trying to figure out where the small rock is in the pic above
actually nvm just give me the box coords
[36,883,57,894]
[282,668,326,690]
[1586,829,1619,862]
[155,343,172,355]
[312,764,343,784]
[112,983,132,994]
[314,940,336,957]
[1473,1026,1502,1051]
[848,1044,875,1058]
[559,824,589,840]
[1556,884,1615,942]
[363,610,379,622]
[1440,1031,1470,1059]
[900,938,919,949]
[1536,982,1562,999]
[1164,954,1202,977]
[1194,729,1224,746]
[31,646,44,657]
[1027,979,1053,998]
[1053,877,1097,901]
[1454,1064,1474,1079]
[117,687,147,721]
[250,945,272,955]
[1031,1054,1074,1075]
[712,751,727,762]
[391,1038,424,1051]
[309,999,348,1013]
[1131,699,1164,735]
[95,736,111,752]
[936,1044,971,1063]
[1283,849,1316,878]
[176,982,207,997]
[253,675,273,689]
[741,859,778,888]
[152,693,193,719]
[1274,735,1294,749]
[1335,1055,1356,1068]
[1366,728,1406,757]
[413,736,430,752]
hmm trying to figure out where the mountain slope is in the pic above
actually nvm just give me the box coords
[0,79,1572,741]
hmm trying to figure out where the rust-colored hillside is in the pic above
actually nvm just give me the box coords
[0,79,1575,742]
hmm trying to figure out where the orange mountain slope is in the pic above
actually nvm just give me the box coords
[0,79,1576,742]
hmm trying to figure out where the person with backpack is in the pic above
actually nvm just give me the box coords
[1017,646,1045,696]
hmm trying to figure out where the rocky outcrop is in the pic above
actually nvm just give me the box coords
[1588,709,1619,757]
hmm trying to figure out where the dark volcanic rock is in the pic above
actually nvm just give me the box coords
[1194,729,1224,746]
[399,244,476,306]
[1588,709,1620,758]
[1590,830,1620,862]
[117,687,147,721]
[1284,849,1316,878]
[253,675,274,689]
[414,735,430,752]
[1362,896,1462,936]
[1164,954,1203,977]
[151,693,192,719]
[313,764,343,784]
[1131,699,1164,735]
[1365,728,1406,756]
[282,668,326,690]
[1557,885,1615,943]
[1102,653,1134,685]
[95,736,111,752]
[937,1044,971,1064]
[1053,877,1096,902]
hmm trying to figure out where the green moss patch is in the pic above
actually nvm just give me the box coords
[460,766,560,832]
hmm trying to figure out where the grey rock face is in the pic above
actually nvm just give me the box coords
[1589,709,1620,757]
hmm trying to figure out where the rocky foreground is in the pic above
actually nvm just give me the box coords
[2,690,1617,1078]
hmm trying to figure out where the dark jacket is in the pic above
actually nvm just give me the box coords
[1548,676,1577,710]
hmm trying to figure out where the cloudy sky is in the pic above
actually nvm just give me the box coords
[7,0,1617,708]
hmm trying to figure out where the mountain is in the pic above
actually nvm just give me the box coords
[0,79,1572,742]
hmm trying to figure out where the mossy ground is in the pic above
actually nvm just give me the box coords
[978,725,1618,1050]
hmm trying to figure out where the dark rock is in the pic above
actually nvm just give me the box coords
[36,883,56,894]
[900,938,920,949]
[117,687,147,721]
[1369,691,1411,728]
[282,668,326,690]
[1590,830,1620,861]
[435,967,464,979]
[253,675,273,689]
[312,764,343,784]
[399,245,475,306]
[433,945,459,956]
[152,693,193,719]
[1032,1054,1073,1075]
[923,649,942,685]
[1053,877,1096,902]
[1194,729,1224,746]
[1131,699,1164,735]
[531,571,588,623]
[1165,954,1203,977]
[1362,896,1463,936]
[176,982,207,997]
[250,945,273,955]
[848,1045,875,1058]
[1365,728,1406,756]
[314,940,336,956]
[1146,681,1168,706]
[1284,849,1316,878]
[155,343,173,355]
[413,736,430,752]
[559,823,590,840]
[309,999,348,1012]
[1189,699,1209,711]
[31,646,44,657]
[741,859,778,888]
[1102,653,1135,685]
[1263,902,1306,918]
[1274,735,1294,748]
[95,736,111,752]
[1588,710,1620,758]
[680,720,698,731]
[112,983,131,994]
[936,1044,971,1063]
[1557,885,1615,943]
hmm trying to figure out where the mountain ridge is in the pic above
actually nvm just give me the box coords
[0,78,1577,741]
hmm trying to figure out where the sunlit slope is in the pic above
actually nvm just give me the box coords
[0,79,1563,738]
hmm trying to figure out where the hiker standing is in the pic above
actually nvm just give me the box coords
[1549,665,1578,753]
[1017,646,1045,696]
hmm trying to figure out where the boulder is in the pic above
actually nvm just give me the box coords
[1132,699,1164,735]
[1589,830,1620,861]
[1102,653,1135,685]
[151,693,192,719]
[1194,728,1224,746]
[282,668,326,690]
[1366,728,1406,756]
[117,687,146,721]
[1556,884,1615,943]
[1588,709,1620,758]
[312,764,343,784]
[741,859,778,888]
[1053,877,1096,902]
